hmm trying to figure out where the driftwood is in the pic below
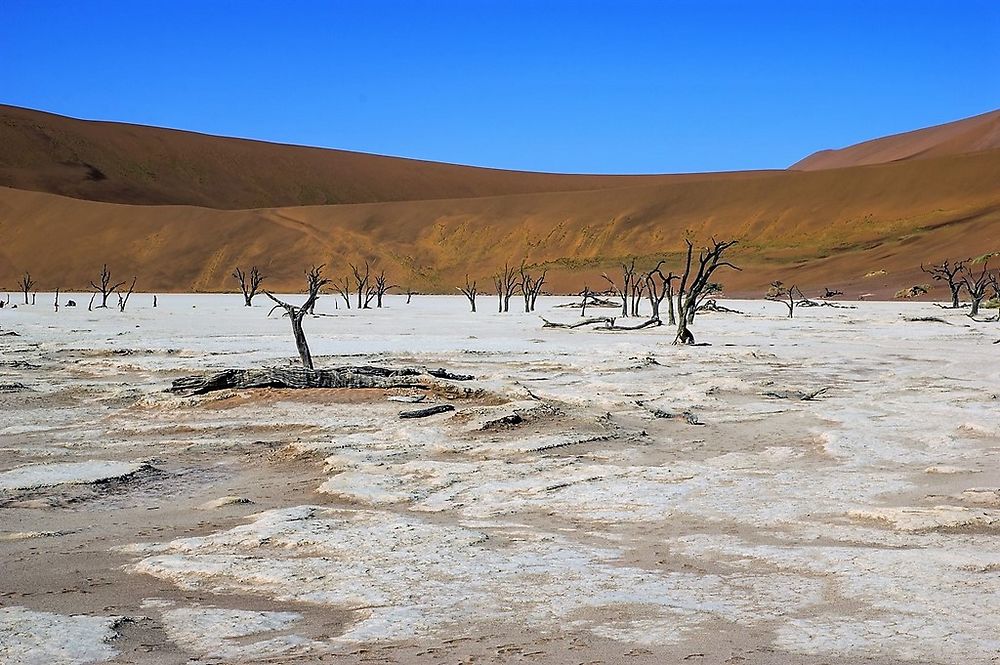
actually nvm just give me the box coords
[905,316,953,325]
[635,400,703,425]
[399,404,455,419]
[171,366,472,396]
[763,387,830,401]
[541,316,661,331]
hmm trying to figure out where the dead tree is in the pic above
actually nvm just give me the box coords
[630,278,646,317]
[332,274,352,309]
[989,272,1000,322]
[54,288,60,312]
[405,288,416,304]
[18,272,35,305]
[233,266,265,306]
[265,265,330,370]
[921,259,966,308]
[766,281,802,318]
[372,270,396,308]
[602,258,638,318]
[493,262,520,313]
[674,239,740,345]
[518,261,547,312]
[350,261,371,309]
[645,261,678,324]
[579,286,592,317]
[822,288,844,299]
[689,282,724,322]
[90,264,125,309]
[961,260,993,318]
[117,276,137,312]
[458,275,478,312]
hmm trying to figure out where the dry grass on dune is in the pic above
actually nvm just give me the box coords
[1,147,998,299]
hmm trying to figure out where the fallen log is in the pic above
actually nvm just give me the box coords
[541,316,661,331]
[399,404,455,419]
[170,366,470,396]
[541,316,615,329]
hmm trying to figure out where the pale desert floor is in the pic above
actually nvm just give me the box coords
[1,294,998,665]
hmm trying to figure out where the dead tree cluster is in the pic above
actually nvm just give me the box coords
[922,257,999,319]
[537,239,741,345]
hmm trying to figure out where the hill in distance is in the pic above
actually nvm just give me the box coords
[0,105,998,299]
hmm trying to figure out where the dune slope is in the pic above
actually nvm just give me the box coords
[2,148,998,298]
[792,108,1000,171]
[0,104,768,209]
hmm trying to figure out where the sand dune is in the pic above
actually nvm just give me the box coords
[1,147,998,297]
[1,106,999,298]
[0,104,767,209]
[792,108,1000,170]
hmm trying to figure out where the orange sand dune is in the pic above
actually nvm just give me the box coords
[2,147,998,299]
[0,104,771,209]
[792,108,1000,170]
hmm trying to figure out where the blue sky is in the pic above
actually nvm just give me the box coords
[2,1,998,173]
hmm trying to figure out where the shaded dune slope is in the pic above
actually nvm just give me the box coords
[0,104,771,209]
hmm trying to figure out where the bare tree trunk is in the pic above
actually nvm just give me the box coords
[265,266,330,370]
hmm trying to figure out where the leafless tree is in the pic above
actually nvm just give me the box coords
[518,261,548,312]
[54,288,60,312]
[989,272,1000,322]
[18,272,35,305]
[579,286,592,317]
[405,288,416,304]
[233,266,265,306]
[493,262,520,313]
[458,275,478,312]
[961,260,993,318]
[921,259,967,308]
[673,239,740,345]
[630,277,646,317]
[766,281,803,318]
[350,261,371,309]
[265,265,331,369]
[372,270,397,308]
[90,264,126,309]
[117,276,137,312]
[602,258,639,318]
[644,261,678,324]
[332,274,352,309]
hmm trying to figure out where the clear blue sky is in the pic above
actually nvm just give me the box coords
[2,1,998,173]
